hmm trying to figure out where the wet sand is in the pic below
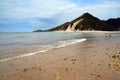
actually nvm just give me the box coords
[0,33,120,80]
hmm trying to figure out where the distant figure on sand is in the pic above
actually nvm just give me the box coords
[105,33,111,40]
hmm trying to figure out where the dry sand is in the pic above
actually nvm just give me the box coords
[0,32,120,80]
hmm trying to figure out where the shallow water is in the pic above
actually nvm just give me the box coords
[0,32,119,62]
[0,32,84,61]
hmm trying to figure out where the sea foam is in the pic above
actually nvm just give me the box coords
[0,38,87,62]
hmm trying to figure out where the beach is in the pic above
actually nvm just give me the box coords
[0,32,120,80]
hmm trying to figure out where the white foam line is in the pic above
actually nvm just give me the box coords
[0,49,52,62]
[0,38,87,62]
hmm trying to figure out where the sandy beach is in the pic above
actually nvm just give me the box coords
[0,32,120,80]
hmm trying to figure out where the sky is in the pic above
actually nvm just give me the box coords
[0,0,120,32]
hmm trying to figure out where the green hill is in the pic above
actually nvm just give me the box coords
[33,13,120,32]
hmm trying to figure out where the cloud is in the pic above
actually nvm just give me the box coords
[0,0,120,31]
[0,0,120,20]
[0,0,76,19]
[0,0,78,30]
[59,0,120,21]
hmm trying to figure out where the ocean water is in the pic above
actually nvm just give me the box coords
[0,32,119,62]
[0,32,87,62]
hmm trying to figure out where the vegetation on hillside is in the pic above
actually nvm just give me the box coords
[33,13,120,32]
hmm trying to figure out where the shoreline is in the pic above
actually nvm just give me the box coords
[0,32,120,80]
[0,38,87,63]
[54,30,120,33]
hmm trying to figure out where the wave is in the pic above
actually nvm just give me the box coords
[57,38,86,47]
[0,38,87,62]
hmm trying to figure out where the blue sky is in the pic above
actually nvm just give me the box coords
[0,0,120,32]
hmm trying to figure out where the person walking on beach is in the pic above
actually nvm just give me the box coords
[105,33,111,40]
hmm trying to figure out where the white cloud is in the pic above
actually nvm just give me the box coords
[0,0,120,29]
[60,0,120,20]
[1,0,119,20]
[0,0,76,20]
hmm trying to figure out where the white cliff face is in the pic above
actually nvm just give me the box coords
[65,24,73,32]
[66,19,84,32]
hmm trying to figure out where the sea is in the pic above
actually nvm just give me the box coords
[0,32,119,62]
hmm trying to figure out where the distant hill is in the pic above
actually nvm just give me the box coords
[105,18,120,31]
[33,13,120,32]
[33,29,44,32]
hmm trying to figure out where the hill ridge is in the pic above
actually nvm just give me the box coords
[33,13,120,32]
